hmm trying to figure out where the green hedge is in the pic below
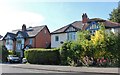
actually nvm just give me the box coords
[24,48,60,65]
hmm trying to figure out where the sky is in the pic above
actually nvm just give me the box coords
[0,0,119,36]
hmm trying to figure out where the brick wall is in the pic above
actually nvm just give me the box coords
[34,26,51,48]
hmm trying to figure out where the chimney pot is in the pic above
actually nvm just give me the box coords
[22,24,26,31]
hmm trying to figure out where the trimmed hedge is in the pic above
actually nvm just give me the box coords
[24,48,60,65]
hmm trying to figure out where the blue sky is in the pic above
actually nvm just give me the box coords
[0,0,119,36]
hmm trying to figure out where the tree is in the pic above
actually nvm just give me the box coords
[109,2,120,23]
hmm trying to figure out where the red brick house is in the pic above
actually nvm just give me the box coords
[2,24,51,57]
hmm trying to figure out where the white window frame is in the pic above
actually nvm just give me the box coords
[5,39,13,50]
[67,32,76,41]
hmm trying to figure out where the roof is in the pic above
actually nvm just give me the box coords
[3,25,47,40]
[12,25,46,37]
[104,20,120,28]
[87,18,106,23]
[51,21,83,34]
[3,32,16,40]
[16,31,29,38]
[82,18,120,30]
[51,18,120,34]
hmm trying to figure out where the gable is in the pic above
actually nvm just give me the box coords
[17,33,23,38]
[86,21,99,30]
[51,21,82,34]
[65,26,76,32]
[5,35,11,40]
[3,32,16,40]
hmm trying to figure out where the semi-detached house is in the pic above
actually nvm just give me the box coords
[51,13,120,48]
[2,24,51,58]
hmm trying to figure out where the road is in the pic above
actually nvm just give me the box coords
[0,64,118,75]
[1,64,66,73]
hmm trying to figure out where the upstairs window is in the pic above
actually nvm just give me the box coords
[55,36,59,41]
[29,39,33,45]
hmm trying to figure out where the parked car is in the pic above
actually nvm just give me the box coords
[7,55,20,63]
[22,58,27,63]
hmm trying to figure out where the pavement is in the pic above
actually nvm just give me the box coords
[7,64,120,74]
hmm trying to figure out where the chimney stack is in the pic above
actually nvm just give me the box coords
[82,13,88,23]
[22,24,26,31]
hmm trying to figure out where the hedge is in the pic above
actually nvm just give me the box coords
[24,48,60,65]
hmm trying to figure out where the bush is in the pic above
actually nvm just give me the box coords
[8,50,16,55]
[60,25,120,67]
[2,45,8,63]
[24,48,60,65]
[60,41,83,66]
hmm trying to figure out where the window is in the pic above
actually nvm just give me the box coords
[55,36,59,41]
[5,39,13,50]
[29,39,33,45]
[16,38,24,50]
[67,32,76,41]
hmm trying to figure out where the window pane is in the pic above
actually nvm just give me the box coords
[29,39,33,45]
[55,36,59,41]
[67,32,76,41]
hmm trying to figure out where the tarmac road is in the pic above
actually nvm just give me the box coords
[1,64,119,75]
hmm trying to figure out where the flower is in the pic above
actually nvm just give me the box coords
[103,59,106,63]
[100,60,102,64]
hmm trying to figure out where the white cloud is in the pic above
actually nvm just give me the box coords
[0,0,45,36]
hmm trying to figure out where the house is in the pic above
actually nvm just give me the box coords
[51,13,120,48]
[2,24,51,58]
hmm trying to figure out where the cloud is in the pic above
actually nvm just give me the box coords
[0,0,45,36]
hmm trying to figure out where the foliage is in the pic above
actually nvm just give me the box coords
[109,3,120,23]
[77,30,93,56]
[60,41,83,66]
[24,48,60,65]
[8,50,16,55]
[59,41,72,65]
[2,45,8,63]
[60,23,120,67]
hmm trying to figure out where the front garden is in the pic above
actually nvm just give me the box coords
[24,24,120,67]
[59,25,120,67]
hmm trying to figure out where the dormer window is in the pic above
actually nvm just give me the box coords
[27,27,33,31]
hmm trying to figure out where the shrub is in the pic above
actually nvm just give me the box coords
[24,48,60,65]
[60,41,83,66]
[59,41,72,65]
[60,25,120,67]
[2,45,8,63]
[8,50,16,55]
